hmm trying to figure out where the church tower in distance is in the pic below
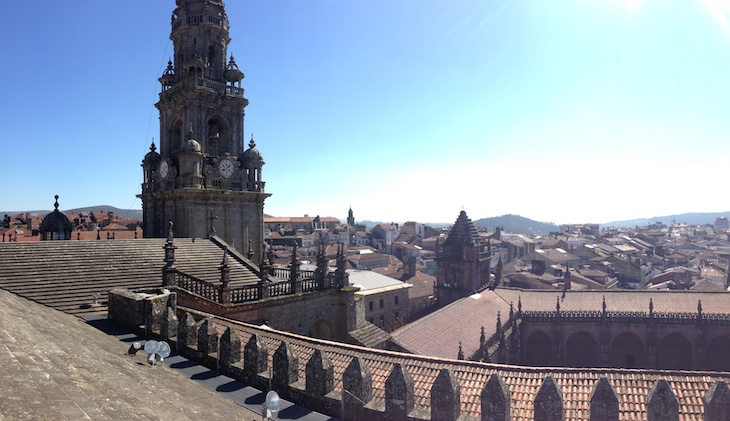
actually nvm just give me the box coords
[435,210,492,306]
[139,0,270,259]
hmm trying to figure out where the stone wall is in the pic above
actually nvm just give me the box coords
[135,304,730,421]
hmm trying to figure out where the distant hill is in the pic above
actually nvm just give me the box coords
[3,206,143,221]
[602,211,730,228]
[472,214,558,235]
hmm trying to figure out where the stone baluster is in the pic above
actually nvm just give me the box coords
[481,373,510,421]
[704,380,730,421]
[647,379,678,421]
[342,356,373,420]
[534,375,563,421]
[244,334,268,377]
[306,349,334,396]
[431,368,461,421]
[589,377,618,421]
[272,341,298,388]
[385,363,414,420]
[219,327,241,367]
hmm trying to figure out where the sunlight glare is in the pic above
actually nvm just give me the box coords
[701,0,730,38]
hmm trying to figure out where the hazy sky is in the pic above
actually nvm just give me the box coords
[3,1,730,225]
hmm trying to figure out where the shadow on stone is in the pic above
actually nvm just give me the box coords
[216,381,245,393]
[191,370,220,380]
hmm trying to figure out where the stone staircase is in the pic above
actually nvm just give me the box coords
[0,237,261,316]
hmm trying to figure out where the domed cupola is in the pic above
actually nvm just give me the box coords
[40,195,73,241]
[159,60,175,90]
[224,55,244,83]
[182,128,202,153]
[242,134,263,162]
[143,141,161,166]
[242,134,265,192]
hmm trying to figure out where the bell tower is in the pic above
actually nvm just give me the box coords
[139,0,270,259]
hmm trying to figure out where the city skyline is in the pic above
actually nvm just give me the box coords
[3,1,730,225]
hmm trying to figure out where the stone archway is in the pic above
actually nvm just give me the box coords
[705,335,730,371]
[309,319,333,341]
[565,331,598,367]
[609,332,644,368]
[657,333,692,370]
[525,331,553,366]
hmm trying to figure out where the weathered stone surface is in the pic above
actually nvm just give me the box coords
[590,377,619,421]
[343,356,373,414]
[178,312,197,347]
[197,319,218,356]
[160,306,178,339]
[0,289,259,420]
[481,373,510,421]
[431,368,461,421]
[534,375,564,421]
[219,327,241,366]
[306,348,334,396]
[385,363,414,420]
[243,333,268,376]
[704,380,730,421]
[272,341,298,387]
[647,379,678,421]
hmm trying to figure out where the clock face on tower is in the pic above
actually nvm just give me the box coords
[219,158,234,178]
[159,160,170,179]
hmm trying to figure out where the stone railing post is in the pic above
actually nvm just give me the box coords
[273,341,299,388]
[431,368,461,421]
[160,307,178,340]
[197,319,218,358]
[343,356,373,420]
[704,380,730,421]
[219,327,241,367]
[385,363,414,420]
[647,379,678,421]
[306,349,334,396]
[590,377,618,421]
[481,373,510,421]
[244,334,268,378]
[534,375,564,421]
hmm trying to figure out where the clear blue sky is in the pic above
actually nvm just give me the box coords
[3,1,730,225]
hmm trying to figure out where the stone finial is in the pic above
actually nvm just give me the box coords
[481,373,510,421]
[167,220,174,242]
[244,334,268,377]
[704,380,730,421]
[385,363,415,420]
[247,239,254,260]
[457,342,464,360]
[431,368,461,421]
[343,357,373,413]
[647,379,678,421]
[197,319,218,356]
[534,375,564,421]
[306,349,334,396]
[589,377,619,421]
[273,341,298,387]
[160,307,178,340]
[219,327,241,367]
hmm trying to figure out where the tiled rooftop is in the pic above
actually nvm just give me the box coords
[209,311,730,420]
[0,237,260,316]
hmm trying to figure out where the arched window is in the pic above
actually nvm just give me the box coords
[657,333,692,370]
[609,332,644,368]
[169,119,183,153]
[207,116,228,156]
[705,335,730,371]
[565,331,598,367]
[525,331,553,366]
